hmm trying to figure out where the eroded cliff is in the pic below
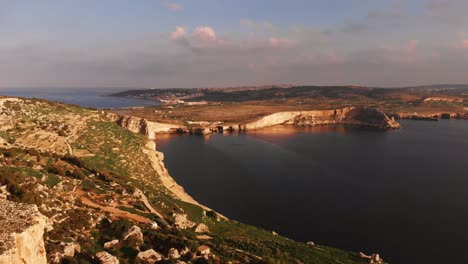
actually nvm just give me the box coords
[245,107,401,130]
[0,200,47,264]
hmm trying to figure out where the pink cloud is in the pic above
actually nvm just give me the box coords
[170,26,186,40]
[193,26,217,42]
[403,40,418,53]
[463,39,468,48]
[268,37,294,49]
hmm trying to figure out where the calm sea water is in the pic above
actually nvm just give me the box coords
[157,121,468,264]
[0,88,158,108]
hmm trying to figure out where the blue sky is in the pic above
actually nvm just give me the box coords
[1,0,468,88]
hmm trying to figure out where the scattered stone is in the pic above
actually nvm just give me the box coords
[103,239,120,250]
[195,223,209,233]
[136,249,162,264]
[96,251,119,264]
[122,226,144,248]
[168,248,180,259]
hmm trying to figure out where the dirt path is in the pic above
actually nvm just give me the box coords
[65,127,78,155]
[133,188,170,227]
[75,189,151,224]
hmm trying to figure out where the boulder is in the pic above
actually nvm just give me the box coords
[194,223,209,233]
[136,249,162,264]
[103,239,120,250]
[96,251,119,264]
[173,214,196,229]
[122,226,144,248]
[198,245,210,255]
[168,248,180,259]
[306,241,315,246]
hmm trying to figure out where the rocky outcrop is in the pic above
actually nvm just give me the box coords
[107,113,180,140]
[245,107,401,130]
[0,200,47,264]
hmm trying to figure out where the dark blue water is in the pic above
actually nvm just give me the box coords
[0,88,158,108]
[157,121,468,264]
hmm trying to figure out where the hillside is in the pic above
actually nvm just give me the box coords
[0,97,371,264]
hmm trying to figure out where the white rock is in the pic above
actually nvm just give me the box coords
[168,248,180,259]
[103,239,120,250]
[122,226,144,248]
[96,251,119,264]
[194,223,209,233]
[136,249,162,264]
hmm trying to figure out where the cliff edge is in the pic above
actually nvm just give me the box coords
[245,107,401,130]
[0,200,47,264]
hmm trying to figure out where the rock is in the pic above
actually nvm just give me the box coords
[198,245,211,255]
[135,249,162,264]
[150,222,159,230]
[122,226,144,248]
[359,252,383,264]
[96,251,119,264]
[306,241,315,246]
[168,248,180,259]
[0,200,48,264]
[194,223,209,233]
[180,247,190,256]
[173,214,196,229]
[62,242,81,258]
[272,231,278,236]
[103,239,120,250]
[370,254,383,264]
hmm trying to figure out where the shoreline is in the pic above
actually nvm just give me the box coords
[142,140,228,219]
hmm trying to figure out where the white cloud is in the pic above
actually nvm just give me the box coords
[162,2,184,12]
[193,26,217,42]
[268,37,294,48]
[170,26,186,40]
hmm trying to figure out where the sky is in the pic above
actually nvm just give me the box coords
[1,0,468,88]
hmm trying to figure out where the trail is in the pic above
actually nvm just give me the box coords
[65,127,78,155]
[133,188,170,227]
[75,189,151,224]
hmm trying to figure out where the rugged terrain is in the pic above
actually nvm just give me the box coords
[0,97,375,264]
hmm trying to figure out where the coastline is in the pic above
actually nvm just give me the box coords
[142,139,228,219]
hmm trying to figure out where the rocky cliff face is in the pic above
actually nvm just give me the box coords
[0,200,47,264]
[245,107,401,130]
[107,113,180,140]
[109,107,400,138]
